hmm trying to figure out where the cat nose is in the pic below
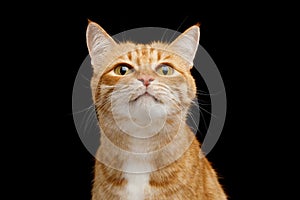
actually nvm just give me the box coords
[137,75,154,87]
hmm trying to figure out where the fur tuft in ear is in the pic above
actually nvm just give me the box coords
[168,25,200,67]
[86,21,117,68]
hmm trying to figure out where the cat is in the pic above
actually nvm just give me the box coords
[86,20,227,200]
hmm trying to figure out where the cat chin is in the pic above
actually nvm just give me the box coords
[111,99,168,138]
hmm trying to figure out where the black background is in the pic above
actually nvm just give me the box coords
[10,13,277,199]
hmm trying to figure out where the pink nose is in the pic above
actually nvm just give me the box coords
[138,75,154,87]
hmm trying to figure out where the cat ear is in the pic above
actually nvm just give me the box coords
[86,21,117,67]
[168,25,200,67]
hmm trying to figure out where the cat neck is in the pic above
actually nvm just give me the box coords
[96,113,196,173]
[99,110,188,152]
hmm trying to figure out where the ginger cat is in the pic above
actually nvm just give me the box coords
[86,20,227,200]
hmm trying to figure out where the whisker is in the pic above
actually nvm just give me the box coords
[76,104,98,134]
[192,98,211,106]
[74,74,92,89]
[80,74,91,83]
[193,97,215,119]
[167,16,189,44]
[158,95,184,113]
[160,27,169,43]
[94,97,112,111]
[72,104,94,115]
[198,102,211,106]
[83,108,98,135]
[188,100,208,134]
[187,111,199,133]
[114,38,122,43]
[196,89,225,96]
[196,91,210,96]
[198,106,209,135]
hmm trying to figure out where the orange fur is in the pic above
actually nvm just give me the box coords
[86,21,227,200]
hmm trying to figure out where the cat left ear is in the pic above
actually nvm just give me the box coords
[86,21,117,66]
[168,25,200,67]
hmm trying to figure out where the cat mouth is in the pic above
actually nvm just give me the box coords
[132,92,160,103]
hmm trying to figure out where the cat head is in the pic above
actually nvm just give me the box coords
[86,21,200,137]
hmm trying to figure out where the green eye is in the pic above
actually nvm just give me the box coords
[156,64,174,76]
[114,64,134,75]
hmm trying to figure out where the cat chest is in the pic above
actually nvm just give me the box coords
[123,173,150,200]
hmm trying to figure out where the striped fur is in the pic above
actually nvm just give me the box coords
[87,21,227,200]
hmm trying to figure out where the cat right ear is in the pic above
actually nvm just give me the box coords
[168,24,200,67]
[86,21,117,67]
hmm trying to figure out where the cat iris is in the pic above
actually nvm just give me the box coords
[113,63,174,76]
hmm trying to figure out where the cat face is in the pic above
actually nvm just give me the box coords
[86,22,200,137]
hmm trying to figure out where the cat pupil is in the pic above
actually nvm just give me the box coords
[120,66,128,75]
[162,66,169,75]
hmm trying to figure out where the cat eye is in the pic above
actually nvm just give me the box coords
[114,64,134,75]
[156,64,174,76]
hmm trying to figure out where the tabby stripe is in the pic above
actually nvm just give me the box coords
[157,51,162,61]
[127,51,132,60]
[99,163,127,186]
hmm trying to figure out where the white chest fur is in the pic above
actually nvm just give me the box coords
[124,172,149,200]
